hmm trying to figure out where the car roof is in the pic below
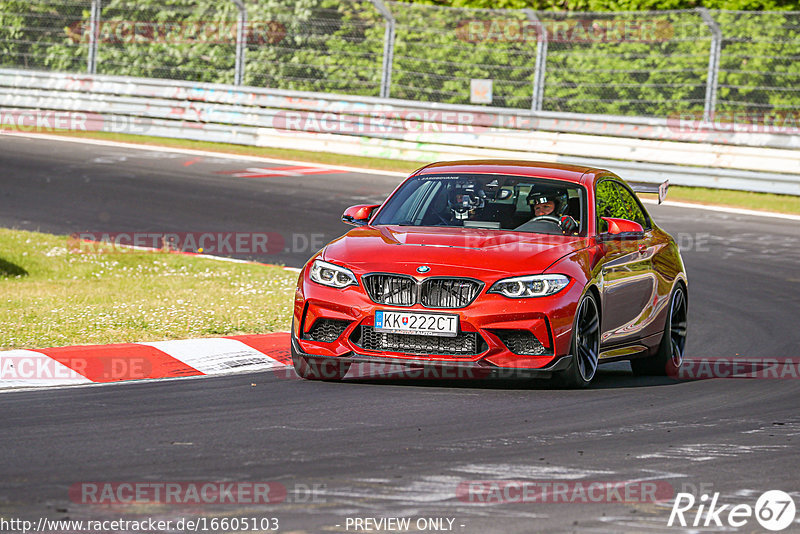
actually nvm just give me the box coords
[414,160,607,185]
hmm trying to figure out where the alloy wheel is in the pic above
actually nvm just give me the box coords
[575,295,600,382]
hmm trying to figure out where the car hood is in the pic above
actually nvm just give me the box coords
[321,225,590,278]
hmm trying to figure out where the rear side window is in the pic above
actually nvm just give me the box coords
[596,180,650,233]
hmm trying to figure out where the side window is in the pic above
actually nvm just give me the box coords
[612,183,649,229]
[595,180,617,233]
[515,185,533,212]
[595,180,649,233]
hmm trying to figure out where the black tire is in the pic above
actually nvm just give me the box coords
[631,284,688,376]
[555,291,601,388]
[292,354,351,381]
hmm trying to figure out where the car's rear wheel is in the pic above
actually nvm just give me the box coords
[631,284,687,376]
[292,355,351,381]
[555,292,600,388]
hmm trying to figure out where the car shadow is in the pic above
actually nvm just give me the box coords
[0,257,28,278]
[587,368,683,389]
[338,362,682,390]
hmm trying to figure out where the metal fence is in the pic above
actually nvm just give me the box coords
[1,0,798,120]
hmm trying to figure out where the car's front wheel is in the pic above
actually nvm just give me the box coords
[555,291,600,388]
[631,283,687,376]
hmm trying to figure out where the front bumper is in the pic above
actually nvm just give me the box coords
[290,332,574,379]
[294,265,583,371]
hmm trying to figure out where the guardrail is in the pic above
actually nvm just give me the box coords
[1,68,799,196]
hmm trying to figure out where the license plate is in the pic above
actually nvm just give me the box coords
[374,310,458,337]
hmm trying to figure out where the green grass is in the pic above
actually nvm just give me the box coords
[665,186,800,214]
[51,130,800,216]
[0,228,297,350]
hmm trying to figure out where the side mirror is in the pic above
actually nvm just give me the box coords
[342,204,380,227]
[601,217,643,235]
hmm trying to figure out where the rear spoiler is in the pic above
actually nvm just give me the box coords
[630,180,669,204]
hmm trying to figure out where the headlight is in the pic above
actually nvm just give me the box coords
[488,274,569,298]
[309,259,358,288]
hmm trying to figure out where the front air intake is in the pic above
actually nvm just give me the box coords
[304,319,351,343]
[353,326,485,356]
[494,330,550,356]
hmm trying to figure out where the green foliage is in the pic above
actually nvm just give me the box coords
[242,0,385,95]
[0,0,88,72]
[596,179,648,232]
[713,11,800,112]
[2,0,798,116]
[92,0,239,82]
[428,0,799,10]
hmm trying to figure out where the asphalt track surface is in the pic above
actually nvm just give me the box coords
[1,135,799,533]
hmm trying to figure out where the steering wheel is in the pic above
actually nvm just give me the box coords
[531,215,579,235]
[531,215,562,225]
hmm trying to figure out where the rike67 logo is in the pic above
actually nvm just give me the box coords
[668,490,796,531]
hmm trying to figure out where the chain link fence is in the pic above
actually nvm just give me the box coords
[540,10,713,116]
[0,0,92,73]
[93,0,240,83]
[387,3,536,108]
[715,11,800,115]
[245,1,385,95]
[1,0,798,120]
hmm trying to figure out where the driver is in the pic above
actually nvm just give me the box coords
[526,189,579,235]
[532,197,556,217]
[527,190,566,218]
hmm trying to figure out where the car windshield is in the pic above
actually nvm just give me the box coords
[371,174,586,236]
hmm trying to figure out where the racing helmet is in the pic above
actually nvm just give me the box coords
[527,188,568,217]
[448,181,486,220]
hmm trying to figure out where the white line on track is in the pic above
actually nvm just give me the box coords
[641,198,800,222]
[5,131,799,222]
[0,131,409,177]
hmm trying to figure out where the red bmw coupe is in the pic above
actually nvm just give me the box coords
[291,160,688,387]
